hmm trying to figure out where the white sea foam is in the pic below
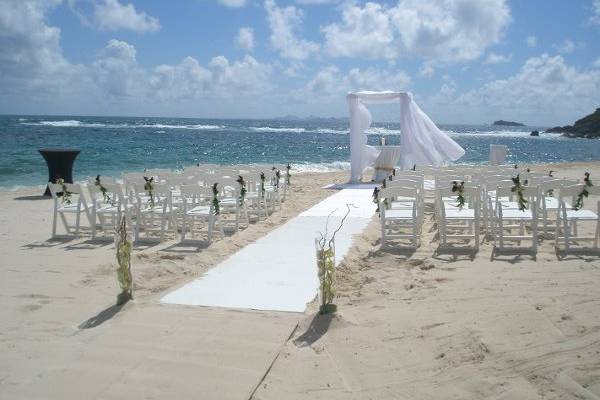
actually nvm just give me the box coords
[292,161,351,173]
[143,124,224,130]
[21,120,225,130]
[249,127,307,133]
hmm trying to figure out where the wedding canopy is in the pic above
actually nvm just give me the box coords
[347,91,465,183]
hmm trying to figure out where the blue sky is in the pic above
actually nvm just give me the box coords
[1,0,599,125]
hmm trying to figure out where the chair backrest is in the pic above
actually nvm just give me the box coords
[436,185,480,201]
[48,182,87,206]
[435,174,467,187]
[386,179,423,190]
[558,184,586,200]
[537,179,566,194]
[496,185,539,199]
[379,186,419,200]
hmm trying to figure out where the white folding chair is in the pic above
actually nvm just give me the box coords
[180,185,224,244]
[134,183,177,243]
[435,185,481,251]
[89,182,133,239]
[555,185,600,253]
[491,186,539,255]
[217,177,249,232]
[379,187,421,248]
[48,182,92,238]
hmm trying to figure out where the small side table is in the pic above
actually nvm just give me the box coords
[38,148,81,196]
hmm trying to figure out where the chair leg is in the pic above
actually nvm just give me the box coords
[207,216,213,244]
[91,209,97,239]
[59,213,70,234]
[75,210,81,237]
[564,220,571,252]
[180,213,187,242]
[52,206,58,238]
[160,215,167,242]
[532,220,538,254]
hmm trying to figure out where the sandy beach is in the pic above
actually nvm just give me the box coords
[1,163,600,399]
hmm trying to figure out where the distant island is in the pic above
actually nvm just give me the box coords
[493,120,525,127]
[545,108,600,138]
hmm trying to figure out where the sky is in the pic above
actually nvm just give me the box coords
[0,0,599,125]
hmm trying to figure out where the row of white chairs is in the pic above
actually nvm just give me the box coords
[47,166,291,245]
[376,167,600,256]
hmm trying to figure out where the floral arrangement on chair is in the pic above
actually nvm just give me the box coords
[372,186,380,213]
[236,175,247,206]
[143,176,155,207]
[273,168,281,190]
[212,182,221,215]
[286,163,291,185]
[573,172,593,211]
[94,175,113,204]
[55,178,72,205]
[451,181,466,210]
[511,174,528,211]
[260,172,266,198]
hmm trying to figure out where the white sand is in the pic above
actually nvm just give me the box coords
[1,163,600,399]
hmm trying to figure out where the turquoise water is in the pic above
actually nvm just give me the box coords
[1,115,600,188]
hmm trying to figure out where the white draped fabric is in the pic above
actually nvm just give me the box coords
[347,91,465,183]
[372,146,401,182]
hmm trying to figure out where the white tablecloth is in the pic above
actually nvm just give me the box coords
[372,146,401,181]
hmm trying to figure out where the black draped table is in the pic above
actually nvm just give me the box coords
[38,148,80,196]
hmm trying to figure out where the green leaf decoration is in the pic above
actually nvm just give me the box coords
[286,163,291,185]
[372,186,380,213]
[143,176,155,207]
[236,175,247,206]
[511,174,528,211]
[55,178,72,205]
[115,217,133,305]
[212,182,220,215]
[573,172,593,211]
[315,204,353,315]
[451,181,466,210]
[95,175,113,204]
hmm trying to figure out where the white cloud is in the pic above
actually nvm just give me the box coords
[322,0,511,62]
[553,39,584,54]
[150,57,212,101]
[449,54,600,124]
[217,0,248,7]
[235,27,255,51]
[0,0,84,95]
[92,0,160,32]
[594,57,600,68]
[0,0,272,114]
[526,35,537,48]
[304,66,410,97]
[418,63,435,78]
[483,52,512,64]
[264,0,319,60]
[590,0,600,24]
[295,0,338,4]
[322,3,395,59]
[91,39,146,98]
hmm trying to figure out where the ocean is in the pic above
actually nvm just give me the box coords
[1,115,600,189]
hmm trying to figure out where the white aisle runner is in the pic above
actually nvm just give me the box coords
[161,186,376,312]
